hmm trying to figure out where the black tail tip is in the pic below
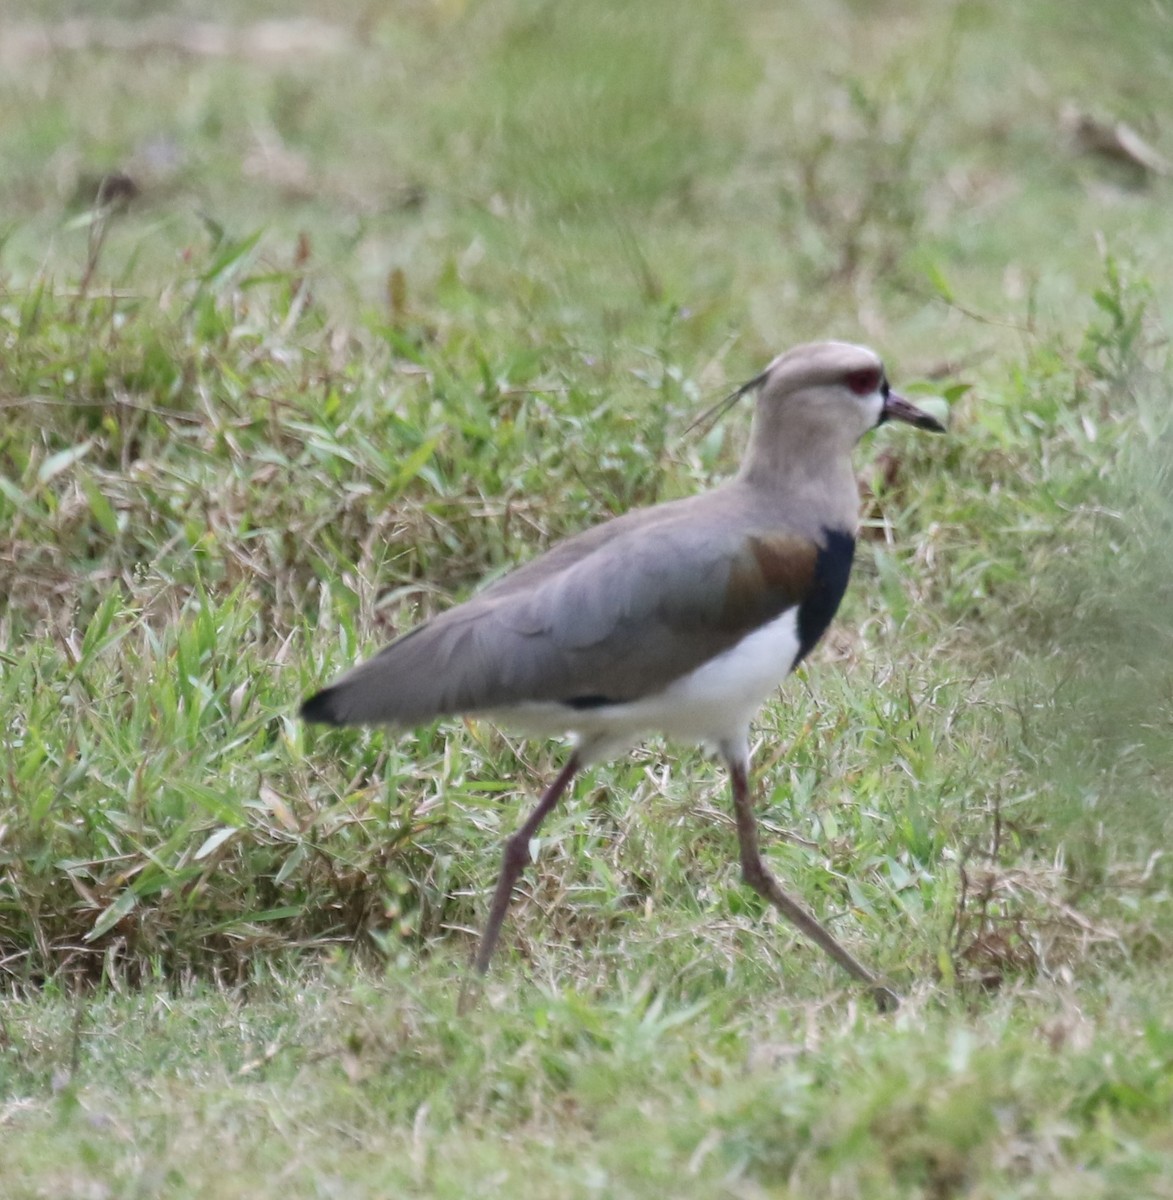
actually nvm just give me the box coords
[300,686,344,726]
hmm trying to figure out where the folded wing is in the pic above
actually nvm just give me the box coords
[302,511,822,728]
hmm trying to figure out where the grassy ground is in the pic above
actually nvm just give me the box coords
[3,1,1173,1195]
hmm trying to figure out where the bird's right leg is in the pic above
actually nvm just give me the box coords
[726,755,899,1012]
[468,753,581,982]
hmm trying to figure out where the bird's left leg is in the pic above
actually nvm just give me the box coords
[725,752,899,1012]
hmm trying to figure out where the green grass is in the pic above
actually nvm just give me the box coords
[6,964,1173,1197]
[3,0,1173,1194]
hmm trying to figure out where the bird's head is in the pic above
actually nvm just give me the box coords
[752,341,946,449]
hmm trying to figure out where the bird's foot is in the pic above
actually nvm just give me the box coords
[871,983,901,1013]
[457,972,484,1017]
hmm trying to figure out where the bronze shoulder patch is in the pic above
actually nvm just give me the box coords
[720,533,817,632]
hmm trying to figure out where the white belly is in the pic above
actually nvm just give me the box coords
[493,608,801,761]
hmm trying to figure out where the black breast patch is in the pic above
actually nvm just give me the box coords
[794,529,855,664]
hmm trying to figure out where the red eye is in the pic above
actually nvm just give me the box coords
[845,368,881,396]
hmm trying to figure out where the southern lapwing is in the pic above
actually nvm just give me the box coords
[302,341,944,1009]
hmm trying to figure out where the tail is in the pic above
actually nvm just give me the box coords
[297,615,501,728]
[299,685,347,726]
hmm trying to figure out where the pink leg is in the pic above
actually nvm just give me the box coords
[727,756,899,1012]
[471,754,581,976]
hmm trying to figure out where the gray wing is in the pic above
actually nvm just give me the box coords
[301,504,820,728]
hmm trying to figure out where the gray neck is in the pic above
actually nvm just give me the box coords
[735,414,861,536]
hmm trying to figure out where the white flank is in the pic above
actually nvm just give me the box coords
[496,608,802,760]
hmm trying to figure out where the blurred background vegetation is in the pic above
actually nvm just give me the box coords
[2,1,1173,1194]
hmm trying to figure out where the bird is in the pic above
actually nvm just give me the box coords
[301,340,945,1010]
